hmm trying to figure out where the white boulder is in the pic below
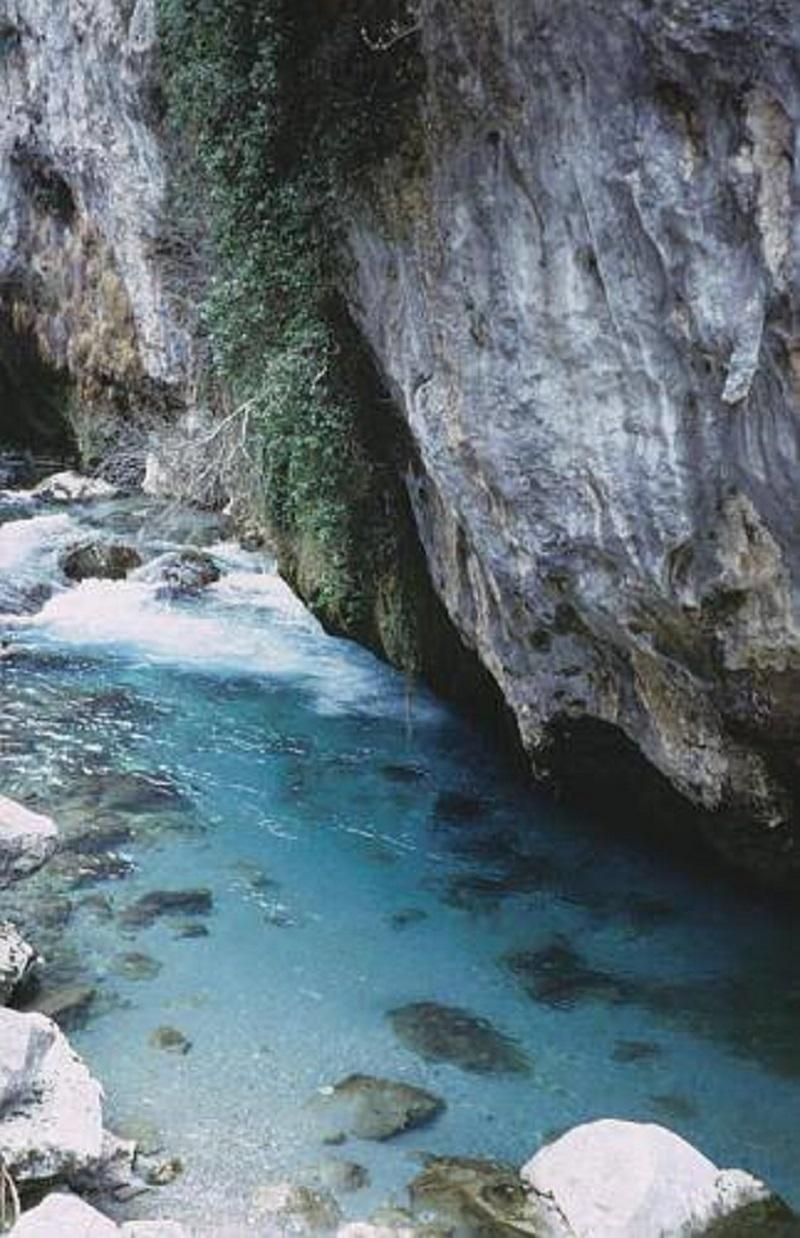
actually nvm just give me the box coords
[33,471,118,503]
[0,797,58,886]
[11,1193,118,1237]
[0,1008,104,1180]
[0,923,38,1004]
[521,1119,771,1238]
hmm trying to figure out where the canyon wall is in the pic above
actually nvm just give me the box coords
[341,0,800,884]
[0,0,192,451]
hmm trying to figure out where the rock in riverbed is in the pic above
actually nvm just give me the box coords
[315,1074,444,1142]
[138,548,221,595]
[11,1192,189,1236]
[252,1182,342,1233]
[119,888,213,929]
[0,923,38,1004]
[388,1001,530,1075]
[0,797,58,887]
[60,540,142,582]
[521,1120,794,1238]
[33,471,118,503]
[0,1007,105,1180]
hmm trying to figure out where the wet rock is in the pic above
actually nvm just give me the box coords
[60,540,142,582]
[504,938,630,1009]
[307,1158,370,1194]
[648,1092,699,1122]
[388,1002,530,1075]
[0,796,58,887]
[409,1156,547,1236]
[316,1074,445,1141]
[252,1182,342,1233]
[0,922,39,1004]
[58,851,137,887]
[381,764,426,785]
[119,888,212,930]
[63,822,136,855]
[149,1026,192,1055]
[0,579,52,616]
[520,1120,786,1238]
[0,1008,105,1180]
[433,792,487,825]
[143,548,221,595]
[33,471,118,503]
[172,921,209,939]
[112,952,162,982]
[92,771,186,815]
[80,894,115,921]
[612,1040,662,1064]
[389,908,429,931]
[143,1155,184,1186]
[26,983,97,1031]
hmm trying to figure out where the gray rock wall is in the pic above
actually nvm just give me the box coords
[342,0,800,883]
[0,0,192,438]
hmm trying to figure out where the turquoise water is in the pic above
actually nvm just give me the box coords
[0,485,798,1234]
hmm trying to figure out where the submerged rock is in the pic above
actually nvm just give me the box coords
[306,1158,370,1195]
[408,1155,546,1236]
[25,982,97,1031]
[0,922,39,1004]
[60,540,142,582]
[612,1040,663,1064]
[388,1001,530,1075]
[119,888,213,930]
[252,1182,342,1233]
[504,939,629,1009]
[520,1120,788,1238]
[315,1074,445,1142]
[33,471,118,503]
[142,1155,184,1186]
[149,1025,192,1055]
[0,796,58,887]
[112,952,162,982]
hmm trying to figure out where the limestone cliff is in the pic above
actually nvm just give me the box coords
[0,0,192,452]
[5,0,800,885]
[340,0,800,885]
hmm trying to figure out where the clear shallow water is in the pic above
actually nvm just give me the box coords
[0,485,798,1234]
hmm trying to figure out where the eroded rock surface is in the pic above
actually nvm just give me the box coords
[341,0,800,884]
[0,922,38,1004]
[0,796,58,887]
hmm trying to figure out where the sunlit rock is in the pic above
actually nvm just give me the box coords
[0,796,58,887]
[11,1192,118,1237]
[33,472,118,503]
[520,1120,787,1238]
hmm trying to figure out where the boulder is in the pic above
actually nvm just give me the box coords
[138,548,220,595]
[0,1008,104,1181]
[0,923,38,1004]
[388,1001,529,1075]
[520,1120,782,1238]
[60,541,142,582]
[119,888,213,930]
[11,1192,117,1237]
[0,797,58,887]
[33,472,117,503]
[409,1156,547,1235]
[314,1074,445,1142]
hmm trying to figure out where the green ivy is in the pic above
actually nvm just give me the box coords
[158,0,425,645]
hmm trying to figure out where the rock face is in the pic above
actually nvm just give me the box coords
[0,796,58,887]
[520,1120,779,1238]
[0,0,193,445]
[340,0,800,884]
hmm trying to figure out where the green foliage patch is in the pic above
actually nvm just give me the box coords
[158,0,425,649]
